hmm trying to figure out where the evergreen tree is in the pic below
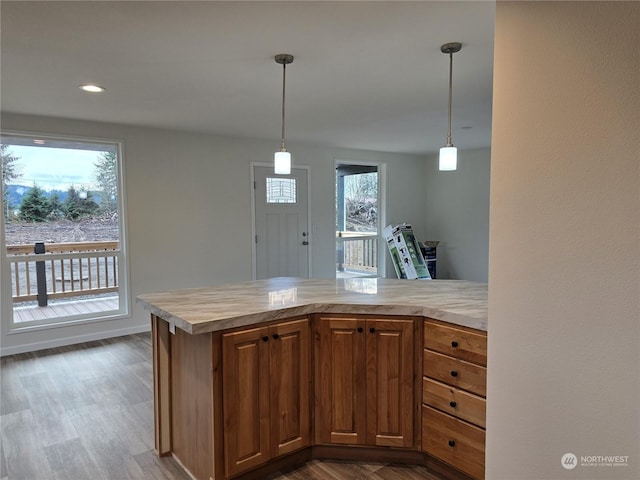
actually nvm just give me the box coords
[19,184,51,222]
[49,192,64,219]
[1,144,22,219]
[94,151,118,213]
[63,185,99,220]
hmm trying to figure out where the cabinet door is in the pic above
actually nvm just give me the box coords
[315,317,366,445]
[366,319,414,448]
[222,327,271,478]
[269,319,311,457]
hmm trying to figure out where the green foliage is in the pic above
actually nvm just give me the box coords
[94,151,118,213]
[19,184,51,222]
[49,192,64,220]
[63,185,99,220]
[1,144,22,219]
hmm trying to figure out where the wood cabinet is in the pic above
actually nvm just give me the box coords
[315,316,415,449]
[222,318,310,478]
[150,310,488,480]
[422,319,487,480]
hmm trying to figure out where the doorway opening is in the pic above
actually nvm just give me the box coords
[336,162,384,278]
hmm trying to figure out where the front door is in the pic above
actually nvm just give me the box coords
[253,166,309,279]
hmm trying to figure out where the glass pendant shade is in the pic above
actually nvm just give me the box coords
[274,151,291,175]
[439,146,457,171]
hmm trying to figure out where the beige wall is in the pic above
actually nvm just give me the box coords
[487,2,639,479]
[424,147,490,281]
[0,113,428,354]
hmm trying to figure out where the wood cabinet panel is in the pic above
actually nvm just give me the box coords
[424,320,487,366]
[423,349,486,397]
[222,327,271,478]
[422,377,486,428]
[170,327,214,480]
[366,319,414,448]
[316,316,415,448]
[269,319,311,457]
[422,405,485,480]
[315,317,366,445]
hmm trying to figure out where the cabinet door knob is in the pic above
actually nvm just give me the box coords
[272,333,280,340]
[448,440,456,447]
[450,370,458,377]
[369,327,376,333]
[449,401,457,408]
[357,327,363,333]
[262,336,269,342]
[451,341,459,348]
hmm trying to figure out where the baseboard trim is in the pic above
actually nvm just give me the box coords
[0,324,151,356]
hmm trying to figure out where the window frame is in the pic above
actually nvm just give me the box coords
[1,130,131,333]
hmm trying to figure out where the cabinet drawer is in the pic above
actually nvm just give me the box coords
[422,377,486,428]
[422,405,485,480]
[423,350,486,397]
[424,321,487,366]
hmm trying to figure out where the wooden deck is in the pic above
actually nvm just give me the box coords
[12,295,120,324]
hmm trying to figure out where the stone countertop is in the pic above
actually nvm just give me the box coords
[137,277,488,335]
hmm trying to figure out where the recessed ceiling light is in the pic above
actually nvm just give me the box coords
[33,139,45,145]
[79,84,106,93]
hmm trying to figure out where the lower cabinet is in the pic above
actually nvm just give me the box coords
[315,315,415,448]
[156,314,488,480]
[222,318,311,478]
[421,319,487,480]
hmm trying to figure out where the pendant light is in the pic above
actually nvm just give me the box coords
[274,54,294,174]
[439,42,461,171]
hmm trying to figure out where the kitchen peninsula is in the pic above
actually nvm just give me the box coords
[138,277,488,480]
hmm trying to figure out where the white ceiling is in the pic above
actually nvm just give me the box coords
[0,1,495,156]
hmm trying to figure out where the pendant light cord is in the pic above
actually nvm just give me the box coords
[281,63,287,151]
[446,51,454,147]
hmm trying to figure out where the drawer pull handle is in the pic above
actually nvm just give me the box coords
[262,336,269,342]
[448,440,456,447]
[357,327,363,333]
[450,370,458,377]
[272,333,280,340]
[449,401,457,408]
[451,341,459,348]
[370,327,376,333]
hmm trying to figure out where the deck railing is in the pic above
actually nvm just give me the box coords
[7,241,120,305]
[336,232,378,275]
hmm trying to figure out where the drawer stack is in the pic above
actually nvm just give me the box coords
[422,320,487,480]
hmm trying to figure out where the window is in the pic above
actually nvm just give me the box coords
[266,177,297,204]
[1,133,129,330]
[336,163,383,278]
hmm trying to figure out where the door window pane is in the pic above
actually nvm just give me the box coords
[266,177,297,204]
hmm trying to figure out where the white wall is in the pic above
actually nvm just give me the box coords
[424,147,490,281]
[0,113,427,354]
[487,2,639,479]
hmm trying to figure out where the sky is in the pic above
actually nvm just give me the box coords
[7,145,105,192]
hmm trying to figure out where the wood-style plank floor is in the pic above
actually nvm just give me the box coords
[0,333,443,480]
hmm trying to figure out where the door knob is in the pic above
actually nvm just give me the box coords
[302,241,309,245]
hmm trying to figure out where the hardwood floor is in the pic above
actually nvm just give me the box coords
[0,333,443,480]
